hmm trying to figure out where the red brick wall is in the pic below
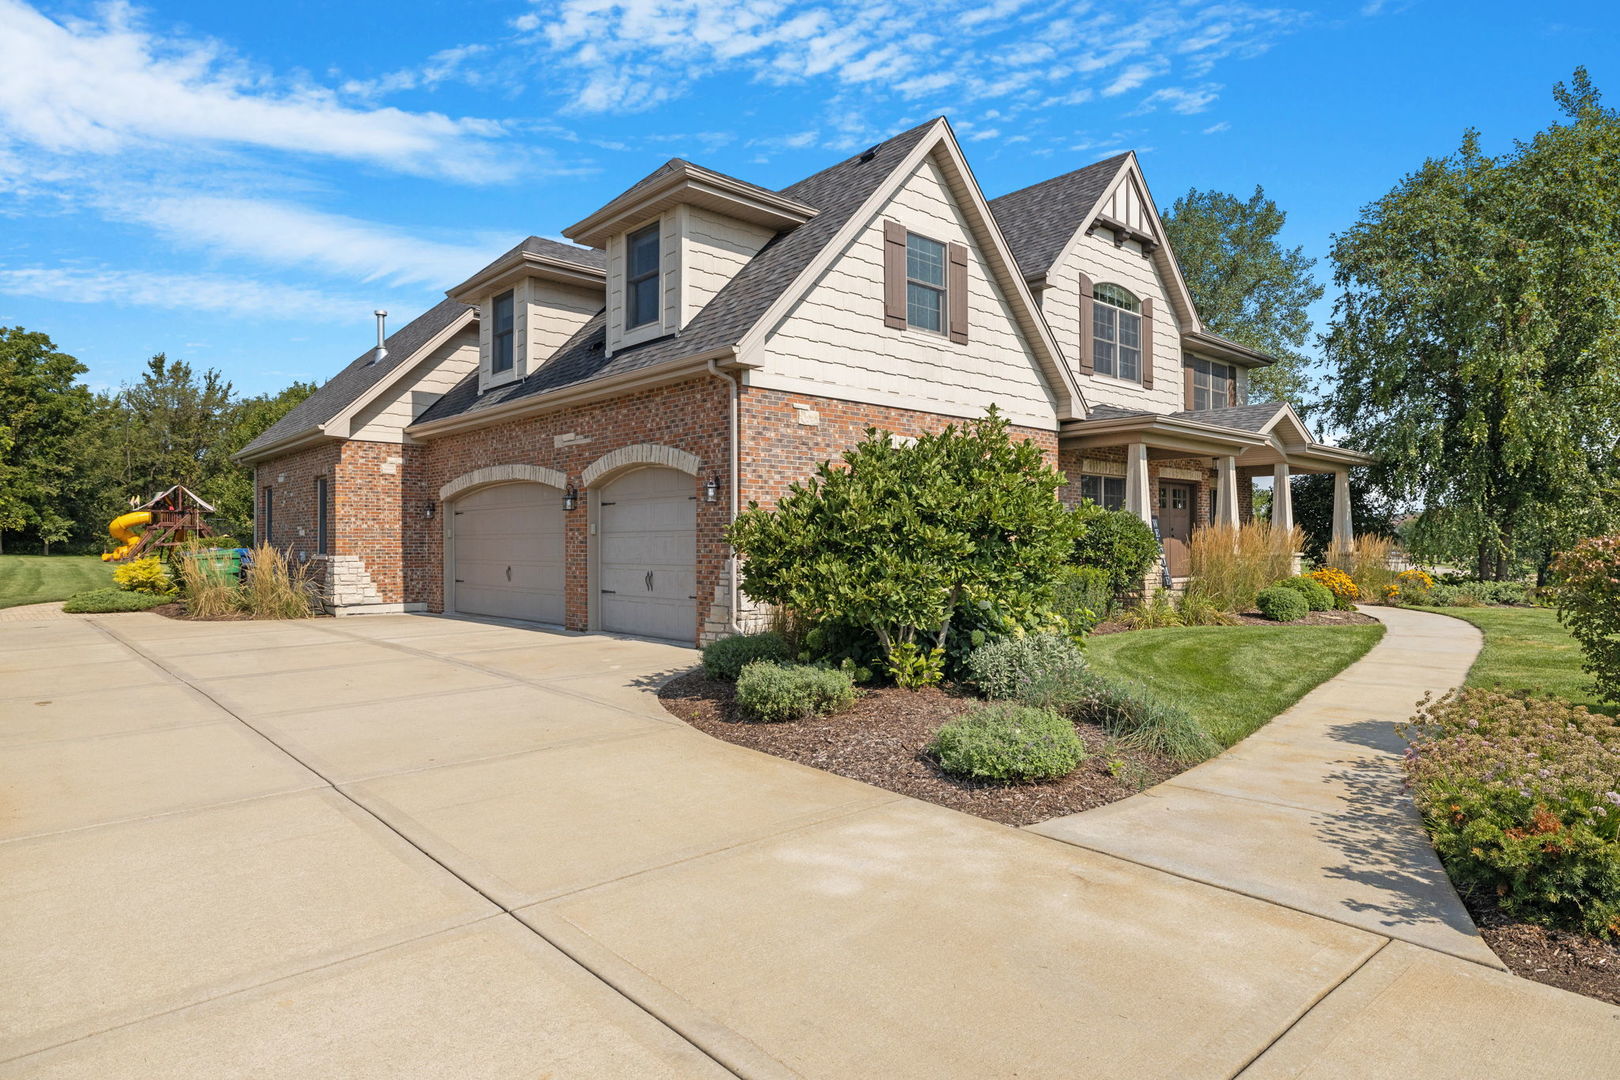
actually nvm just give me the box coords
[416,376,731,639]
[334,441,421,604]
[737,387,1059,510]
[254,442,341,588]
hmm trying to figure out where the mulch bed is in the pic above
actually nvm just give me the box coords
[1460,891,1620,1005]
[658,672,1180,826]
[1089,608,1379,635]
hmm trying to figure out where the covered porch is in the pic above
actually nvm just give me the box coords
[1059,403,1374,580]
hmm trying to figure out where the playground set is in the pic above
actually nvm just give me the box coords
[102,485,218,563]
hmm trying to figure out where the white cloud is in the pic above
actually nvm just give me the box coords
[117,196,502,288]
[1134,83,1223,115]
[1102,62,1165,97]
[1202,120,1231,134]
[0,265,395,322]
[0,0,509,182]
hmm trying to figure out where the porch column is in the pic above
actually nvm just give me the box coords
[1125,442,1152,525]
[1331,469,1354,553]
[1217,457,1240,528]
[1272,463,1294,533]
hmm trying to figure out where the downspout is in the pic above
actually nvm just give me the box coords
[707,357,742,636]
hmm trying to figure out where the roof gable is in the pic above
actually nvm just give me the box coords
[988,153,1129,280]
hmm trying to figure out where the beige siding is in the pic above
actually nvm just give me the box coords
[681,205,774,328]
[476,278,601,394]
[351,330,480,443]
[752,154,1058,429]
[606,213,680,355]
[1043,229,1186,413]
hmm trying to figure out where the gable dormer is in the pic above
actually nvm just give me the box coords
[563,159,816,356]
[447,238,606,395]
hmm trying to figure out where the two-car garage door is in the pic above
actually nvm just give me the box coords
[448,468,696,641]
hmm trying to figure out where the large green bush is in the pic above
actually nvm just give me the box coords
[1400,689,1620,936]
[965,633,1088,699]
[111,555,174,595]
[1070,502,1160,594]
[734,662,856,723]
[62,588,170,613]
[1277,575,1335,611]
[1051,565,1115,634]
[1555,535,1620,705]
[702,631,792,680]
[1256,585,1308,622]
[929,703,1086,782]
[1020,668,1218,763]
[727,409,1081,683]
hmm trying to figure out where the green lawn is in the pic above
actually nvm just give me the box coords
[1083,624,1387,748]
[0,554,116,609]
[1415,605,1612,715]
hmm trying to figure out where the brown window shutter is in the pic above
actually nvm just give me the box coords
[1184,361,1195,410]
[947,242,968,344]
[883,221,907,329]
[1140,296,1154,388]
[1078,273,1095,375]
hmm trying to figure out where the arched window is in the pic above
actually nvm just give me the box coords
[1091,283,1142,382]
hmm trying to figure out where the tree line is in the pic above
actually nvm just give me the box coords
[0,328,313,554]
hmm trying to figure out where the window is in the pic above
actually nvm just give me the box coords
[1190,357,1238,410]
[492,290,515,374]
[625,222,661,329]
[905,232,946,333]
[314,476,329,556]
[1080,474,1126,511]
[261,485,273,544]
[1091,283,1142,382]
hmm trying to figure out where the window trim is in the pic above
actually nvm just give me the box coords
[314,476,329,556]
[1189,356,1239,411]
[624,222,662,331]
[903,230,948,336]
[1091,283,1143,384]
[1079,473,1127,512]
[491,290,515,375]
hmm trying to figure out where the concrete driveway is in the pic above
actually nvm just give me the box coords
[2,611,1616,1078]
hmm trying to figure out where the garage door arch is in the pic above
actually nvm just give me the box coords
[587,451,700,642]
[443,469,566,624]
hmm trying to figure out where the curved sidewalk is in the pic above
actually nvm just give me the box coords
[1031,605,1501,967]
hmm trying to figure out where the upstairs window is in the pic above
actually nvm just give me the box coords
[1079,474,1126,511]
[492,290,515,374]
[1190,357,1239,410]
[905,232,946,333]
[625,222,661,329]
[1092,283,1142,382]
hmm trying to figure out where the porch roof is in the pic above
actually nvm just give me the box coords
[1061,401,1375,473]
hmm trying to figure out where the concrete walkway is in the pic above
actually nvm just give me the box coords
[1,608,1616,1078]
[1032,605,1501,966]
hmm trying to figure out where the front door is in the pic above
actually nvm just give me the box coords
[1158,482,1194,577]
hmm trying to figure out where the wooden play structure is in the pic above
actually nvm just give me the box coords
[102,485,216,562]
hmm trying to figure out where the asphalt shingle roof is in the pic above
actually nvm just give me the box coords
[461,236,606,285]
[415,119,942,427]
[1168,402,1288,432]
[237,298,473,458]
[987,153,1129,279]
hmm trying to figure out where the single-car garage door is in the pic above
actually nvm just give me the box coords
[451,482,564,623]
[598,467,697,641]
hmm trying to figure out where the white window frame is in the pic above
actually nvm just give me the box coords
[904,231,947,336]
[625,222,661,331]
[1080,473,1127,511]
[491,290,516,375]
[1092,283,1142,384]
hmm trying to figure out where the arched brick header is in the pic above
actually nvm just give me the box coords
[581,443,702,488]
[439,463,567,502]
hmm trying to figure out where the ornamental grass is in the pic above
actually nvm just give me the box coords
[1184,523,1302,613]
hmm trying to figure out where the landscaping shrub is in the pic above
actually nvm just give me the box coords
[1383,568,1436,605]
[734,662,856,722]
[1277,575,1335,611]
[1117,590,1182,630]
[1555,535,1620,706]
[1308,567,1359,610]
[1428,583,1485,607]
[1050,564,1114,634]
[1425,579,1531,607]
[1328,534,1397,602]
[1070,502,1160,594]
[929,703,1085,782]
[62,588,170,613]
[965,633,1088,699]
[1399,689,1620,936]
[112,555,174,596]
[1175,592,1240,626]
[177,551,239,618]
[702,631,792,680]
[1184,523,1302,613]
[1256,585,1308,622]
[1020,668,1218,764]
[240,544,317,619]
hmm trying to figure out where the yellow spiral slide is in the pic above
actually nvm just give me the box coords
[102,511,153,561]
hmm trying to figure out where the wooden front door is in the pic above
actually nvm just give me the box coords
[1158,482,1195,577]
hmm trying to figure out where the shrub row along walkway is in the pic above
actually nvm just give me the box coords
[0,607,1614,1078]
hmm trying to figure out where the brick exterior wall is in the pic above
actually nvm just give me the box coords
[254,442,340,594]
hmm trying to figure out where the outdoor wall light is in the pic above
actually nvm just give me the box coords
[704,474,720,503]
[423,502,436,520]
[563,484,579,512]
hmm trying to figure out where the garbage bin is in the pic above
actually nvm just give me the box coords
[189,547,242,583]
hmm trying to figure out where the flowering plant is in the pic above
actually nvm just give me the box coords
[1307,567,1359,610]
[1554,534,1620,706]
[1385,568,1436,605]
[1399,688,1620,935]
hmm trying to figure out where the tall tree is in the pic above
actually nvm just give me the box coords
[1322,70,1620,579]
[1161,186,1324,404]
[0,328,95,553]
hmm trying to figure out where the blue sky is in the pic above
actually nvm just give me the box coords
[1,0,1616,398]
